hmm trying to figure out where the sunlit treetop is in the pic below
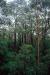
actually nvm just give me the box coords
[5,0,30,5]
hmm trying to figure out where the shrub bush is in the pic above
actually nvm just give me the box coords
[0,44,36,75]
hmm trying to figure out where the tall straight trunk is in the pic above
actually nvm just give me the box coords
[3,32,5,39]
[22,33,23,43]
[14,21,16,49]
[30,33,33,45]
[24,23,27,44]
[14,31,16,48]
[22,33,25,44]
[18,33,22,46]
[37,36,40,64]
[24,33,26,44]
[2,29,6,39]
[29,14,33,45]
[35,16,40,64]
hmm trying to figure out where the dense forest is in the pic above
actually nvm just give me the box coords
[0,0,50,75]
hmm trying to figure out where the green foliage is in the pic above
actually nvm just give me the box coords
[0,38,13,50]
[37,63,48,75]
[0,37,50,75]
[0,39,8,50]
[0,43,36,75]
[0,0,50,74]
[19,44,36,75]
[0,38,50,75]
[44,38,50,49]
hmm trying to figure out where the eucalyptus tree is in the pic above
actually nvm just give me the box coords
[4,0,29,49]
[23,11,35,44]
[2,0,35,46]
[29,0,50,63]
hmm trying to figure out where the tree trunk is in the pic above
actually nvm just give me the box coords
[14,21,16,49]
[14,32,16,48]
[30,33,33,45]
